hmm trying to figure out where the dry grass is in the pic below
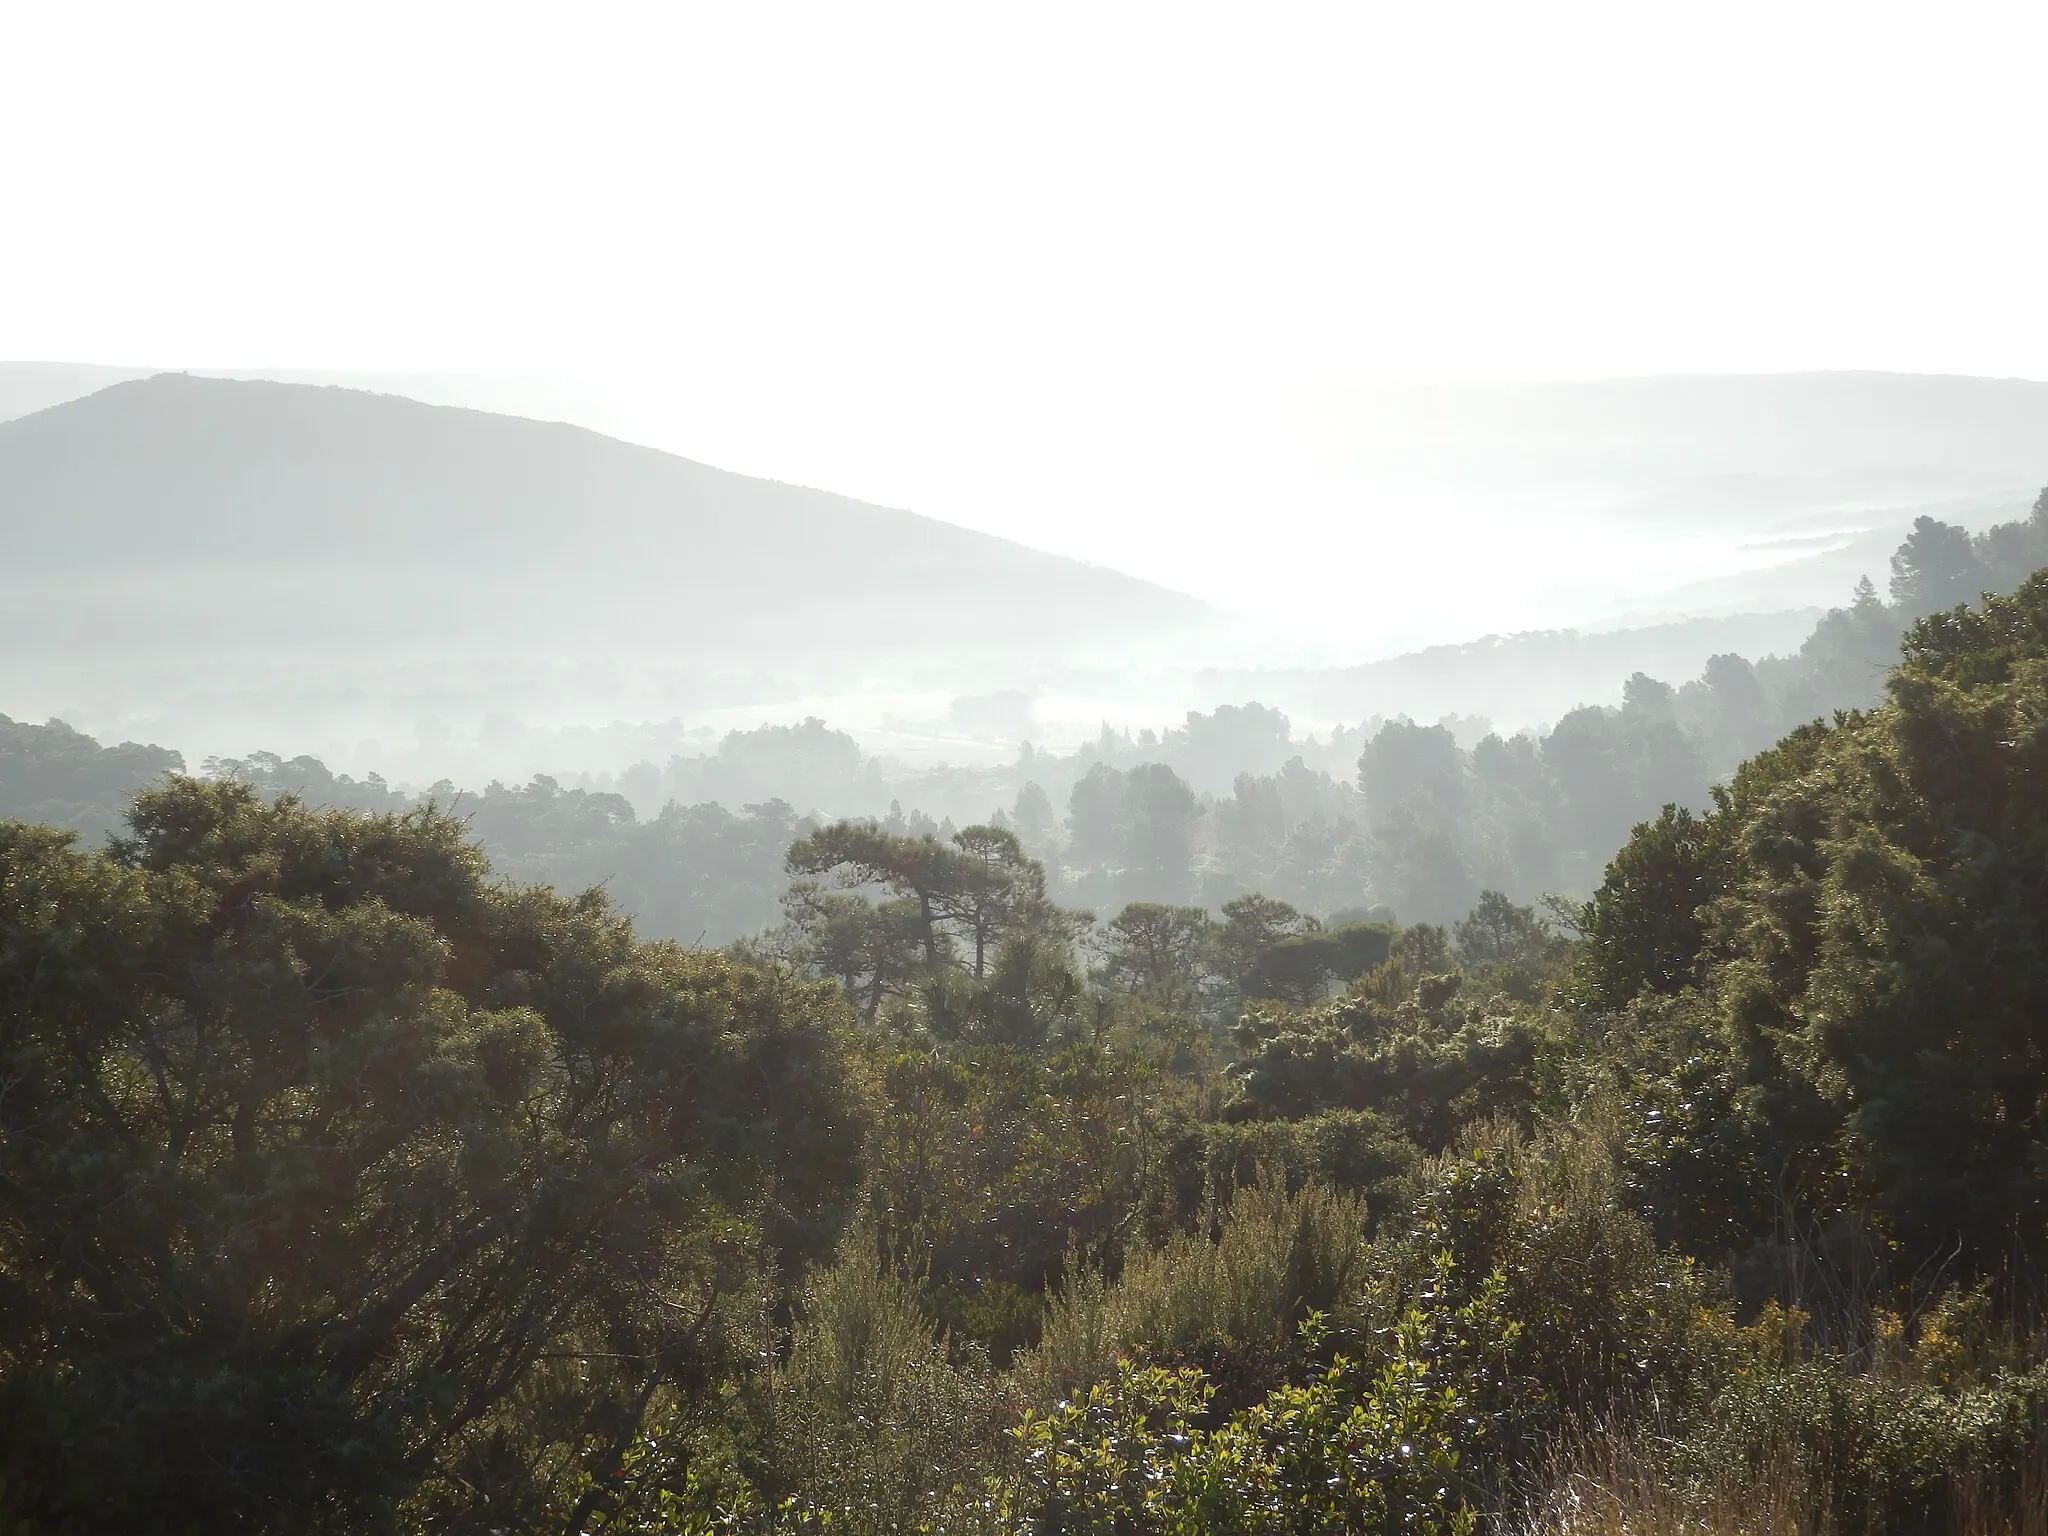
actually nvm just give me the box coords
[1520,1424,1816,1536]
[1011,1169,1367,1407]
[1946,1458,2048,1536]
[1521,1422,2048,1536]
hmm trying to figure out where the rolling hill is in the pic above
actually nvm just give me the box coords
[0,374,1233,665]
[0,374,1255,772]
[9,367,2044,782]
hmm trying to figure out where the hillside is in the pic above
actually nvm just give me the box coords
[0,374,1247,764]
[15,366,2048,642]
[1195,608,1825,731]
[0,374,1231,661]
[10,368,2047,783]
[0,362,154,425]
[15,578,2048,1532]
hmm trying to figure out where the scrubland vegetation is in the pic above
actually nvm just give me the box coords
[6,500,2048,1532]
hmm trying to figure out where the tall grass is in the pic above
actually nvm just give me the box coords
[1522,1362,2048,1536]
[1014,1168,1367,1407]
[1522,1422,1815,1536]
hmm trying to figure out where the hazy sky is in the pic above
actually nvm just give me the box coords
[7,1,2047,648]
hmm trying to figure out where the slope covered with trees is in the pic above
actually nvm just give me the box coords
[2,490,2040,971]
[1577,564,2048,1276]
[11,564,2048,1530]
[0,713,182,837]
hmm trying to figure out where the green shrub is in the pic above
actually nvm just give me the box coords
[998,1318,1474,1536]
[1668,1361,2048,1534]
[767,1235,1008,1534]
[1016,1172,1368,1410]
[1151,1107,1418,1240]
[1228,981,1548,1150]
[1536,1358,2048,1536]
[1351,1122,1735,1468]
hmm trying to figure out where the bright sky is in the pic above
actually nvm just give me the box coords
[6,1,2047,650]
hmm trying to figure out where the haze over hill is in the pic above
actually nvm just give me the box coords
[8,363,2044,650]
[1295,372,2048,629]
[0,374,1244,770]
[5,365,2046,785]
[1,372,1229,653]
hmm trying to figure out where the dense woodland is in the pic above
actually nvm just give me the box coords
[6,496,2048,1531]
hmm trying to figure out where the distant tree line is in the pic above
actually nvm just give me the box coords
[7,491,2044,939]
[0,714,182,836]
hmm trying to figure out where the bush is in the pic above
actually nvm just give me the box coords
[768,1235,1009,1534]
[1349,1122,1735,1470]
[999,1326,1474,1536]
[1016,1172,1368,1410]
[1154,1106,1417,1232]
[1228,975,1548,1150]
[1669,1361,2048,1534]
[1533,1362,2048,1536]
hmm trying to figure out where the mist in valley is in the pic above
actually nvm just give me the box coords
[6,364,2046,803]
[12,6,2048,1532]
[6,361,2044,948]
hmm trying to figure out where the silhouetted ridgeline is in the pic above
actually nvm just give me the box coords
[12,369,2048,778]
[0,373,1231,660]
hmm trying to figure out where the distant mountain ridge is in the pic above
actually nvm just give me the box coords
[13,363,2048,640]
[1196,608,1827,731]
[0,361,154,424]
[9,365,2046,781]
[0,374,1234,668]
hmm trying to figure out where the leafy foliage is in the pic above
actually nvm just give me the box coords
[9,495,2048,1532]
[0,781,865,1533]
[999,1334,1473,1536]
[1585,571,2048,1275]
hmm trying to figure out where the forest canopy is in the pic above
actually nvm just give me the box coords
[0,781,866,1531]
[8,523,2048,1530]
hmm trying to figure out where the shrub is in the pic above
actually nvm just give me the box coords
[767,1235,1009,1534]
[1151,1107,1419,1240]
[1533,1362,2048,1536]
[1016,1172,1367,1410]
[1350,1122,1735,1471]
[999,1318,1473,1536]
